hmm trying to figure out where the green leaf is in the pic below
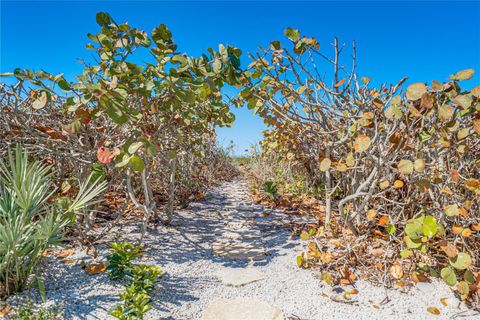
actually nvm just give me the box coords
[400,249,412,258]
[387,224,396,235]
[284,27,300,42]
[441,267,457,286]
[128,155,145,173]
[36,275,47,302]
[96,12,111,26]
[450,252,472,270]
[405,236,422,249]
[421,216,437,237]
[127,141,143,154]
[106,105,128,124]
[445,204,458,217]
[152,24,172,45]
[57,79,71,91]
[398,159,414,175]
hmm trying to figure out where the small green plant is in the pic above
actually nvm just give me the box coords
[8,299,62,320]
[110,285,153,320]
[107,242,142,280]
[129,264,162,293]
[107,242,163,320]
[262,180,278,200]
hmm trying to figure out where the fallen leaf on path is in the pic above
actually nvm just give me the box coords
[56,248,74,258]
[0,305,12,317]
[427,306,441,315]
[440,297,448,306]
[85,263,106,275]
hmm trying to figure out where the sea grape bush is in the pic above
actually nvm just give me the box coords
[1,12,243,241]
[237,28,479,302]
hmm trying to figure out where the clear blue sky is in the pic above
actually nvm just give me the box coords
[2,1,479,155]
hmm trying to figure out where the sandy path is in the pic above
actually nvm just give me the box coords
[8,179,478,319]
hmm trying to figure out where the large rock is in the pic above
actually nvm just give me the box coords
[212,241,266,261]
[202,298,284,320]
[217,268,264,287]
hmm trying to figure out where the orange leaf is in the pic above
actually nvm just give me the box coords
[0,305,12,317]
[440,188,453,195]
[394,180,404,188]
[440,242,458,258]
[85,263,106,275]
[334,78,346,88]
[461,228,472,238]
[452,225,463,235]
[427,307,441,315]
[56,248,74,258]
[378,215,389,226]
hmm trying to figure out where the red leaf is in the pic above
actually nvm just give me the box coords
[97,147,114,164]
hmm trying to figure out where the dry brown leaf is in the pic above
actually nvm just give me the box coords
[367,209,377,221]
[0,305,12,317]
[389,264,404,279]
[85,263,106,275]
[427,306,441,315]
[440,243,458,258]
[62,259,76,264]
[440,297,448,306]
[56,248,74,258]
[320,252,333,264]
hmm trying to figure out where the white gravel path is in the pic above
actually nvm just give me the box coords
[8,179,479,319]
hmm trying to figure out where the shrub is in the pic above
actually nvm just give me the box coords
[107,242,142,280]
[0,145,107,297]
[107,242,162,320]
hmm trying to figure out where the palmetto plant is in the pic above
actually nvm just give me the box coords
[0,145,107,297]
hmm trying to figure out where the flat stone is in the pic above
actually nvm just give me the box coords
[217,268,264,286]
[212,241,266,261]
[202,298,284,320]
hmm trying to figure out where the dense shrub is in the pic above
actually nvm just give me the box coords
[0,145,106,298]
[237,28,479,303]
[0,12,242,242]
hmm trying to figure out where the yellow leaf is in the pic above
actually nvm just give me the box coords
[440,297,448,306]
[319,158,331,172]
[389,264,404,279]
[354,135,371,153]
[394,180,404,188]
[379,180,390,190]
[367,209,377,221]
[406,83,427,100]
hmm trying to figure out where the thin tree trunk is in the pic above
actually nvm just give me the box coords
[164,156,177,225]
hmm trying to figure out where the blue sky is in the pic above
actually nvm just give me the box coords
[2,1,479,155]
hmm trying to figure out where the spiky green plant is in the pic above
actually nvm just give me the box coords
[0,145,107,297]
